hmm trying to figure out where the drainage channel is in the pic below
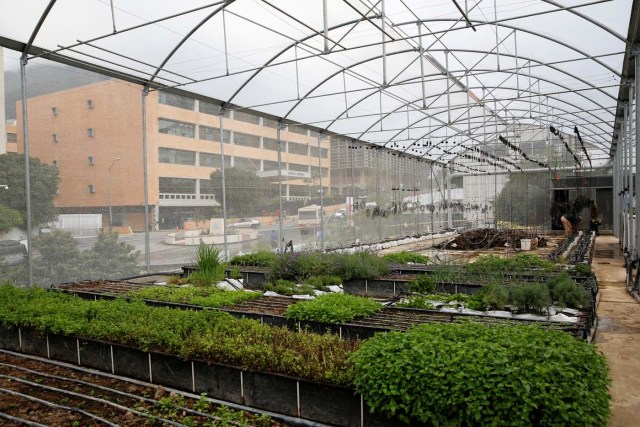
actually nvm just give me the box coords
[0,350,322,427]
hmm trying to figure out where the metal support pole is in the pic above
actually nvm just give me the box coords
[323,0,329,53]
[19,54,33,286]
[494,0,500,71]
[446,164,453,229]
[317,134,325,249]
[514,30,519,96]
[220,112,229,260]
[141,89,151,272]
[108,157,120,235]
[429,164,434,232]
[418,23,426,109]
[277,123,285,252]
[351,143,357,242]
[634,60,640,256]
[381,0,387,86]
[445,50,451,124]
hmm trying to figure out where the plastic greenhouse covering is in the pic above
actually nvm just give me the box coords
[0,0,636,286]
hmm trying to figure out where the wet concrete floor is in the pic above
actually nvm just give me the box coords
[591,235,640,426]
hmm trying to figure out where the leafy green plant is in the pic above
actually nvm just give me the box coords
[228,266,242,280]
[408,274,436,294]
[304,275,342,291]
[482,283,509,310]
[546,272,588,309]
[167,275,188,286]
[382,251,429,265]
[352,322,611,426]
[333,251,390,281]
[130,286,260,308]
[0,285,357,386]
[228,251,277,267]
[285,293,382,324]
[264,279,314,296]
[573,263,593,277]
[508,283,551,313]
[469,253,555,274]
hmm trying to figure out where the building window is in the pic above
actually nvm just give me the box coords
[158,118,195,138]
[233,157,261,171]
[159,177,196,194]
[199,153,230,168]
[158,148,196,165]
[289,163,309,173]
[87,128,94,137]
[288,126,308,136]
[263,160,279,171]
[199,100,229,117]
[263,137,279,151]
[233,132,261,149]
[288,142,308,156]
[87,99,94,109]
[88,156,94,166]
[88,184,95,193]
[6,133,17,143]
[262,117,279,129]
[200,179,216,195]
[52,107,58,116]
[233,110,261,125]
[52,134,59,143]
[158,90,195,110]
[198,125,230,142]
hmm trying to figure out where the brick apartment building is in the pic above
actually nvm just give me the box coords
[15,80,331,231]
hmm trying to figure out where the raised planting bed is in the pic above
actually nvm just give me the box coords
[0,351,285,427]
[52,282,594,341]
[224,266,271,288]
[0,286,611,426]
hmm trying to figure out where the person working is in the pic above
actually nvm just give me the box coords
[560,213,581,237]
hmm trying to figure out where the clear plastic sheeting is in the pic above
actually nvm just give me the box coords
[0,0,635,286]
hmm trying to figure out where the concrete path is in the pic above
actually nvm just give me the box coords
[592,235,640,426]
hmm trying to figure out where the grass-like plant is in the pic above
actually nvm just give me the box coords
[130,286,260,308]
[382,251,429,265]
[285,293,383,324]
[191,244,224,285]
[352,322,611,426]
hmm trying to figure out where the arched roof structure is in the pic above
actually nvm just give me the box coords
[0,0,636,169]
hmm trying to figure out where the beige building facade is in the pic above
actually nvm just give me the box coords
[16,80,331,231]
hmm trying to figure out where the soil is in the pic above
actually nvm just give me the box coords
[591,235,640,427]
[0,351,287,426]
[55,280,154,295]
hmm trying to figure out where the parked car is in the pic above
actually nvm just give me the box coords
[232,218,261,228]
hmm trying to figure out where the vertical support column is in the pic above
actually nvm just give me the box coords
[19,54,33,286]
[514,30,519,96]
[429,163,434,232]
[351,142,357,242]
[323,0,329,53]
[381,0,387,87]
[446,164,453,229]
[220,111,229,260]
[141,88,151,272]
[494,0,500,71]
[418,23,426,109]
[317,134,325,250]
[445,50,451,124]
[277,122,285,252]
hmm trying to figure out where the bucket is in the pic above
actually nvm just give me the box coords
[520,239,532,251]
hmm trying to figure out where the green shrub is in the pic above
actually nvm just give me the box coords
[546,272,588,309]
[0,285,357,386]
[285,293,382,324]
[304,275,342,291]
[130,286,259,308]
[352,322,611,426]
[264,279,314,296]
[334,251,390,281]
[469,253,555,274]
[382,251,429,265]
[508,283,551,313]
[483,283,509,310]
[573,263,593,277]
[228,251,277,267]
[409,274,436,294]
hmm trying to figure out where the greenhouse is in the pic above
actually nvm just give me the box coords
[0,0,638,425]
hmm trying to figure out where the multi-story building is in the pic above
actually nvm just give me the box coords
[5,120,17,153]
[15,80,331,231]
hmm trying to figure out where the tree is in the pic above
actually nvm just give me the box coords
[0,153,60,227]
[80,233,140,280]
[0,205,23,234]
[209,167,275,216]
